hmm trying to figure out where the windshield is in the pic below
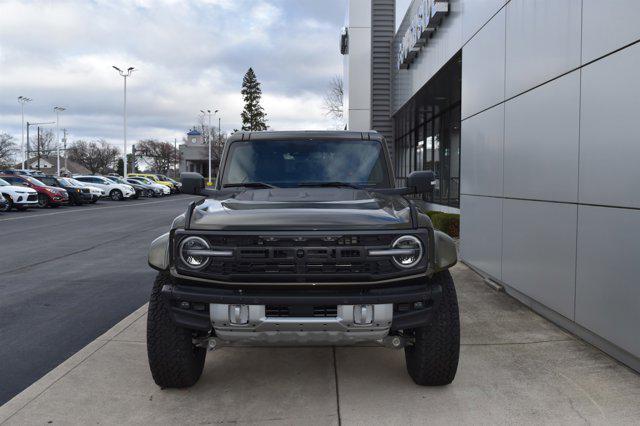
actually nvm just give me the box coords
[0,178,8,186]
[26,176,46,186]
[67,178,85,186]
[221,140,390,188]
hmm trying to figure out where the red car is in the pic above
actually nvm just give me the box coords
[0,174,69,208]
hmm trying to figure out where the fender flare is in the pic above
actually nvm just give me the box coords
[433,230,457,271]
[148,232,170,270]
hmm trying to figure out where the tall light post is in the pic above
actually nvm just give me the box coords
[54,106,66,176]
[18,96,32,169]
[113,66,135,176]
[200,108,217,184]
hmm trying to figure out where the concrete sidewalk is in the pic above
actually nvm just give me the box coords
[2,264,639,425]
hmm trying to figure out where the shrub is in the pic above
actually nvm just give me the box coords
[428,212,460,238]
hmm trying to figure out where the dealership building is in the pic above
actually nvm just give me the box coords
[342,0,640,371]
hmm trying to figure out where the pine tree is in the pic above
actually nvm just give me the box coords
[240,68,268,131]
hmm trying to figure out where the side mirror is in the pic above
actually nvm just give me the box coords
[406,170,435,194]
[180,172,205,195]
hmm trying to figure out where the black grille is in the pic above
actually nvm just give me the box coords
[81,188,90,193]
[175,232,427,283]
[27,194,37,201]
[265,305,337,317]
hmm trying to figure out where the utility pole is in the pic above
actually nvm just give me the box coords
[26,121,54,170]
[200,109,214,184]
[112,65,135,177]
[18,96,32,169]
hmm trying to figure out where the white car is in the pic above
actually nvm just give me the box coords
[67,178,105,203]
[0,177,39,211]
[73,175,135,201]
[127,176,170,195]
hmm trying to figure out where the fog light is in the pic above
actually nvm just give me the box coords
[179,301,190,310]
[353,304,373,325]
[228,304,249,325]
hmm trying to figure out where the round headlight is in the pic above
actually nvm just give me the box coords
[391,235,423,268]
[179,236,211,269]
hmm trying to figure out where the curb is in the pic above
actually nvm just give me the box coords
[0,304,148,424]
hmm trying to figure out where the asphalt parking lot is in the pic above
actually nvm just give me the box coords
[0,194,201,404]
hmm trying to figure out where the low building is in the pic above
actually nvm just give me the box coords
[15,155,90,176]
[178,128,219,179]
[342,0,640,372]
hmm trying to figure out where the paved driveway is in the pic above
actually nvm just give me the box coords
[0,195,200,404]
[2,264,639,424]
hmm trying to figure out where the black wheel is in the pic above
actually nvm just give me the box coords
[147,272,206,388]
[404,270,460,386]
[110,189,123,201]
[1,195,12,212]
[37,193,50,208]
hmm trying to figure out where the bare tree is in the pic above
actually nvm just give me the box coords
[136,139,180,174]
[0,133,18,167]
[67,139,120,174]
[28,129,56,157]
[323,75,344,120]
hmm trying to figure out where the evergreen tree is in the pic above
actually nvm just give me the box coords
[240,68,268,131]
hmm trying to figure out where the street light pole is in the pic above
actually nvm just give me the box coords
[200,109,213,184]
[18,96,32,169]
[54,106,66,176]
[113,65,135,177]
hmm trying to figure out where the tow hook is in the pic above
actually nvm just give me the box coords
[193,335,217,350]
[380,335,409,349]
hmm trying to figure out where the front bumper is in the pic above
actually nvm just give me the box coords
[161,276,442,337]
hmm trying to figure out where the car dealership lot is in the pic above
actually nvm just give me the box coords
[2,263,640,424]
[0,194,201,405]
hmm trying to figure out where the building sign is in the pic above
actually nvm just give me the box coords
[396,0,449,69]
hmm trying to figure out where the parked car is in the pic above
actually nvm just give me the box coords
[0,177,39,211]
[38,176,93,206]
[0,174,68,207]
[154,174,182,193]
[66,178,104,203]
[104,176,145,199]
[73,175,136,201]
[124,178,162,197]
[128,173,176,193]
[126,177,168,196]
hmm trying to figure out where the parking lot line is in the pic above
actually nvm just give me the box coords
[0,196,202,223]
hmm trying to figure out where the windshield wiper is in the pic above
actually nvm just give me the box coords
[223,182,277,189]
[298,181,363,189]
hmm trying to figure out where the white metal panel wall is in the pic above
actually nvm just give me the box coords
[459,195,502,280]
[461,0,507,44]
[579,42,640,209]
[345,0,372,131]
[502,199,577,320]
[505,0,581,98]
[460,103,504,197]
[503,70,580,202]
[460,8,505,119]
[582,0,640,63]
[576,205,640,358]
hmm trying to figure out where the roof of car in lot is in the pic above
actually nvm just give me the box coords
[228,130,384,143]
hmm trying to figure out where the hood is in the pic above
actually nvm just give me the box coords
[2,185,37,193]
[189,187,413,230]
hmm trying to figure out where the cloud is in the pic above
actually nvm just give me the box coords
[0,0,346,155]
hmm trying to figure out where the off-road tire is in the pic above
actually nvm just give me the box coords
[404,270,460,386]
[147,272,206,388]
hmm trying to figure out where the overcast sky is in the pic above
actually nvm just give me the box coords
[0,0,349,155]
